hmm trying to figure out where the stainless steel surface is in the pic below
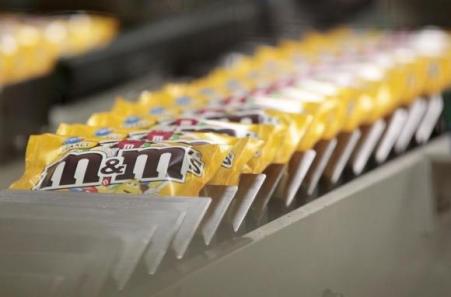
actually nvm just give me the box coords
[277,149,316,207]
[324,130,361,184]
[252,164,286,220]
[416,94,444,144]
[305,138,337,195]
[375,109,408,163]
[200,185,238,245]
[0,199,164,289]
[352,119,386,174]
[228,173,266,232]
[395,99,428,153]
[2,191,211,261]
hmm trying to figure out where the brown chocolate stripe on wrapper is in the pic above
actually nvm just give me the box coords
[10,134,229,197]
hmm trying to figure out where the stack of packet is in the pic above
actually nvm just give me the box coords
[0,13,118,85]
[10,27,451,242]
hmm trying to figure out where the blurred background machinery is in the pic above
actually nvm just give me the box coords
[1,0,451,164]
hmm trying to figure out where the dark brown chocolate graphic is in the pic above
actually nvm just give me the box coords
[37,146,201,190]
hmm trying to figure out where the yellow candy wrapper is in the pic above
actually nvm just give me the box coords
[410,29,451,96]
[308,72,367,132]
[357,64,397,120]
[206,136,261,185]
[190,104,313,164]
[393,49,428,104]
[138,84,211,109]
[113,97,288,173]
[203,68,255,97]
[422,54,449,95]
[10,133,228,196]
[112,97,182,119]
[89,112,269,177]
[256,88,343,150]
[136,128,262,186]
[290,79,354,131]
[102,102,277,175]
[56,123,129,142]
[87,112,158,129]
[376,55,406,113]
[329,63,392,123]
[58,122,261,186]
[153,117,275,175]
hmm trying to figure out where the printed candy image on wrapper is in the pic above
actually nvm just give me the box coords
[92,106,276,176]
[10,133,229,196]
[122,78,312,168]
[59,121,261,186]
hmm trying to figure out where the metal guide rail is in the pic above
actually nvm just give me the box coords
[0,97,448,296]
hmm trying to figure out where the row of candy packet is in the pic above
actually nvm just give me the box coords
[10,27,451,243]
[0,14,118,85]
